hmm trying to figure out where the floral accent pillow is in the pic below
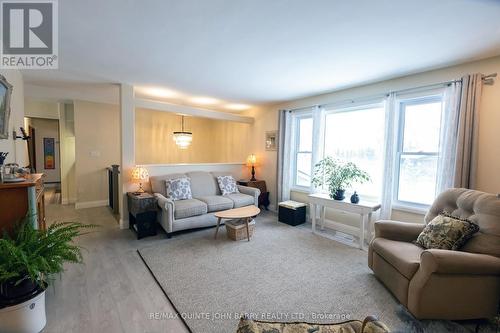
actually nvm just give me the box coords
[415,212,479,250]
[217,175,239,195]
[165,177,192,201]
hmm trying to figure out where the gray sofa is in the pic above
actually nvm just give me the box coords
[150,171,260,236]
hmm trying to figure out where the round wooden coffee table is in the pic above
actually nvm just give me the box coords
[214,206,261,241]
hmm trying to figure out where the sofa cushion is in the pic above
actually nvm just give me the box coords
[173,199,207,219]
[225,193,254,208]
[196,195,233,212]
[150,173,186,196]
[216,175,239,195]
[186,171,219,197]
[165,177,193,201]
[415,213,479,250]
[372,238,423,279]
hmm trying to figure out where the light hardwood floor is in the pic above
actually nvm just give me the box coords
[43,203,190,333]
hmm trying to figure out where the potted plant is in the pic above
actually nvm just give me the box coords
[312,157,371,200]
[0,220,95,333]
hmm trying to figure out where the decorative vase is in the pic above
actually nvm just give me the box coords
[331,189,345,201]
[350,191,360,204]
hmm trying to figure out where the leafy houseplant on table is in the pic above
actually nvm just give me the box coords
[0,220,96,333]
[312,157,371,200]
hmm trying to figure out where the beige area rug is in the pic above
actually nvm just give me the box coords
[138,213,493,333]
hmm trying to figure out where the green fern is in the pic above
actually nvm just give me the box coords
[0,220,97,288]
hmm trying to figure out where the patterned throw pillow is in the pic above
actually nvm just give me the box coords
[165,177,192,201]
[216,175,239,195]
[415,212,479,250]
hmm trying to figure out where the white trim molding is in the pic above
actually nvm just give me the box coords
[119,218,129,229]
[61,197,77,205]
[138,162,245,167]
[75,200,108,210]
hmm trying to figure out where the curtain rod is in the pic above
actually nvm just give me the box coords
[286,72,496,113]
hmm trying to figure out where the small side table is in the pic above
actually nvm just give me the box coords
[308,193,381,250]
[127,192,158,239]
[237,180,270,210]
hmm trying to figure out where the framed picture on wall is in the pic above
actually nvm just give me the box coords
[0,75,13,140]
[265,131,278,151]
[43,138,55,169]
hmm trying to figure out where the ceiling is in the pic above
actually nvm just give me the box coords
[23,0,500,108]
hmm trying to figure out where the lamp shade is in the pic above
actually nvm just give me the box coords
[173,115,193,149]
[131,166,149,181]
[173,131,193,149]
[246,154,257,166]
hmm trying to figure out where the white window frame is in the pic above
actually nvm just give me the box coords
[322,102,385,201]
[291,112,313,191]
[392,93,444,211]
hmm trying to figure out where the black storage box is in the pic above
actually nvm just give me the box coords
[278,201,307,226]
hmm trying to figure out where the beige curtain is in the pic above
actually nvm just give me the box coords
[454,74,483,189]
[276,109,291,203]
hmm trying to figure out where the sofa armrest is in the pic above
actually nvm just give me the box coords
[155,192,174,209]
[237,185,260,206]
[374,220,425,243]
[154,193,175,233]
[420,249,500,275]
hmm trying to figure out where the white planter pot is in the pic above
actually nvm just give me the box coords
[0,291,46,333]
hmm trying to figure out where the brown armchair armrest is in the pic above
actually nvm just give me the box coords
[374,220,425,243]
[420,249,500,275]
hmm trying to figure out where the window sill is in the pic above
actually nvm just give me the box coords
[291,188,380,202]
[290,186,311,194]
[391,203,428,215]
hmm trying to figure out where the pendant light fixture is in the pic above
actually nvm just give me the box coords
[173,115,192,149]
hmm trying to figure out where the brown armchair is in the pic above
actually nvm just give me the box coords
[368,188,500,320]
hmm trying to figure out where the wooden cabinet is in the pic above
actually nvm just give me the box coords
[0,174,45,235]
[237,180,270,210]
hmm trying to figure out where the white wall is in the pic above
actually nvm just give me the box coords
[74,100,120,208]
[0,70,26,166]
[247,55,500,224]
[24,100,59,119]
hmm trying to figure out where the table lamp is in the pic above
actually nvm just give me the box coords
[131,166,149,194]
[246,154,257,181]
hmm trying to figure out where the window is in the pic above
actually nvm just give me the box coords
[294,116,313,187]
[288,90,445,210]
[323,105,385,199]
[395,96,443,206]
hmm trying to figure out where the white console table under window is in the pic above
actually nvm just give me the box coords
[308,193,381,250]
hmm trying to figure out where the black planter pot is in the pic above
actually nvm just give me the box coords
[331,189,345,201]
[0,276,41,307]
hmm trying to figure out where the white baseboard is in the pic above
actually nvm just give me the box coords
[75,200,108,210]
[267,204,278,213]
[320,219,360,237]
[61,197,77,205]
[308,216,373,240]
[119,218,129,229]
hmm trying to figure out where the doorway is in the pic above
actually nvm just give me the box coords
[24,117,61,204]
